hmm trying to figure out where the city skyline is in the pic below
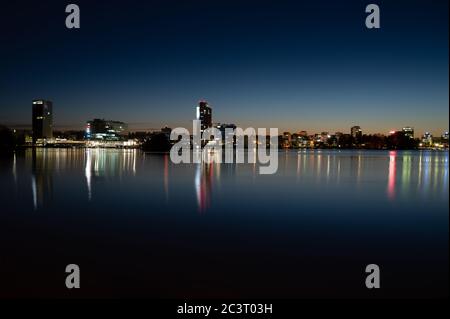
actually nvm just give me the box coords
[1,0,448,136]
[0,0,448,303]
[23,99,448,152]
[8,97,450,139]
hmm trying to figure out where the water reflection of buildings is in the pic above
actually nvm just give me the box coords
[295,150,448,201]
[84,149,137,201]
[387,151,397,199]
[13,149,448,213]
[194,151,222,213]
[195,163,213,213]
[164,154,169,202]
[26,148,89,209]
[30,149,54,210]
[387,151,449,200]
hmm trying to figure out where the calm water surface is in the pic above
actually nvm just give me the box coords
[0,149,448,298]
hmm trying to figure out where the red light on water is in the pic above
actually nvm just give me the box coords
[387,151,397,199]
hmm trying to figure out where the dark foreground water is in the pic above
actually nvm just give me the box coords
[0,148,448,298]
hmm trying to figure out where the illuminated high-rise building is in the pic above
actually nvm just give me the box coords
[196,100,212,134]
[32,99,53,142]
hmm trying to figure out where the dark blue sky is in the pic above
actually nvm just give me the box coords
[0,0,448,135]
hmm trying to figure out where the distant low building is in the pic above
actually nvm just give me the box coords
[85,119,127,141]
[441,131,449,148]
[351,126,362,145]
[215,123,236,146]
[421,132,433,146]
[402,126,414,139]
[320,131,329,144]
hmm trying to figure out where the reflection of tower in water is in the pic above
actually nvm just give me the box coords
[85,149,137,201]
[387,151,397,199]
[194,151,221,213]
[164,154,169,202]
[30,149,53,210]
[195,163,213,214]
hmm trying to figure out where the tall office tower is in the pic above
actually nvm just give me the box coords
[351,126,362,144]
[196,100,212,134]
[32,99,53,142]
[402,126,414,139]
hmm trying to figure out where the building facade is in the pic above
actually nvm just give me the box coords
[32,99,53,142]
[85,119,127,141]
[402,127,414,139]
[215,123,236,146]
[351,126,362,145]
[421,132,433,146]
[196,100,212,134]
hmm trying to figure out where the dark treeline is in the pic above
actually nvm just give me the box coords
[0,125,25,154]
[141,133,172,152]
[304,132,419,150]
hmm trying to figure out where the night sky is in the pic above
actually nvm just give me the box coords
[0,0,448,136]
